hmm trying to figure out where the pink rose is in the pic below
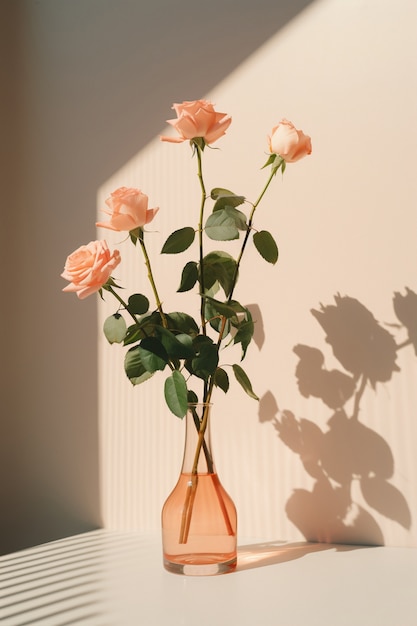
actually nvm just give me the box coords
[268,119,312,163]
[61,240,121,299]
[97,187,159,232]
[160,99,231,145]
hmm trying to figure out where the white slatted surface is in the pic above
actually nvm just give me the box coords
[1,531,417,626]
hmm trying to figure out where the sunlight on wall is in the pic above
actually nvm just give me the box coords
[98,0,417,546]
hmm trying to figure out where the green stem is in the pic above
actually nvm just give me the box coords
[229,167,276,303]
[105,285,138,325]
[137,230,168,329]
[190,404,213,473]
[202,167,278,437]
[180,399,234,543]
[196,145,207,337]
[195,144,210,402]
[211,167,278,357]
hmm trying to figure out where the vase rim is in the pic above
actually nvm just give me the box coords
[187,401,213,407]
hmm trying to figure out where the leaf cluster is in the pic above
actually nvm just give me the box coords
[160,188,278,266]
[103,184,278,417]
[103,291,258,417]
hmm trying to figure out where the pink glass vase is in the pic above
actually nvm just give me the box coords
[162,402,237,575]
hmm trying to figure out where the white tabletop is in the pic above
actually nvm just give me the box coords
[1,530,416,626]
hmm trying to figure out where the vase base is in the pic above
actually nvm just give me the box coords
[163,554,237,576]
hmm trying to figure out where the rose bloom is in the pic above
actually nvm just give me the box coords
[160,99,231,145]
[97,187,159,232]
[61,240,121,299]
[268,119,312,163]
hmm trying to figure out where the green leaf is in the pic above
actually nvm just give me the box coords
[156,327,194,359]
[210,188,245,210]
[261,154,285,175]
[138,337,169,373]
[205,207,247,241]
[177,261,198,292]
[127,293,150,315]
[123,324,145,346]
[204,298,227,333]
[187,336,219,380]
[210,187,235,199]
[187,389,199,404]
[202,251,237,297]
[205,211,239,241]
[166,312,199,337]
[253,230,279,264]
[124,346,154,385]
[123,311,162,346]
[232,363,259,400]
[161,227,195,254]
[174,333,195,355]
[103,313,127,344]
[204,295,239,320]
[164,370,188,418]
[214,367,229,393]
[228,299,248,314]
[101,276,121,291]
[232,307,254,359]
[261,154,277,169]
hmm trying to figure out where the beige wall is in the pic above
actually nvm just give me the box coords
[98,0,417,547]
[0,0,313,554]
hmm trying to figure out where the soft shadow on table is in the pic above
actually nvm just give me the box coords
[237,540,361,571]
[0,530,152,624]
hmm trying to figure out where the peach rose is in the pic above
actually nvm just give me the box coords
[97,187,159,232]
[61,240,121,299]
[160,99,231,145]
[268,119,312,163]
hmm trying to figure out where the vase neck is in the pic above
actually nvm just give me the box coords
[181,403,215,474]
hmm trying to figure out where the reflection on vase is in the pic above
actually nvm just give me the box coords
[162,403,237,575]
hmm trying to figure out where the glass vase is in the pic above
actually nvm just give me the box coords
[161,402,237,575]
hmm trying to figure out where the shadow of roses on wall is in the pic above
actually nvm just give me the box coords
[259,287,417,545]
